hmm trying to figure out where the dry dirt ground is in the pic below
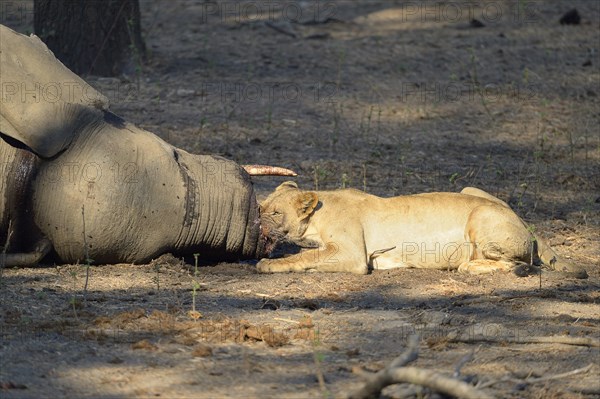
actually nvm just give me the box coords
[1,1,599,398]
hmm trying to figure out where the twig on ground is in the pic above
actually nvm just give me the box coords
[0,221,12,280]
[345,367,492,399]
[295,17,346,25]
[385,367,492,399]
[452,289,575,306]
[449,334,599,348]
[264,21,297,38]
[313,350,329,398]
[453,348,477,378]
[477,363,594,389]
[389,334,420,368]
[569,387,600,395]
[82,206,91,302]
[312,339,330,398]
[342,335,493,399]
[273,317,301,324]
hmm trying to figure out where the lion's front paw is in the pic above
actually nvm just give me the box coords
[256,259,274,273]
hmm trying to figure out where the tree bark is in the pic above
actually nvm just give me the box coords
[33,0,145,76]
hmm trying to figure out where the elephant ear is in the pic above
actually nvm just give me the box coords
[0,24,109,157]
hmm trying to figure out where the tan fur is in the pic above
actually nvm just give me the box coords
[257,182,587,278]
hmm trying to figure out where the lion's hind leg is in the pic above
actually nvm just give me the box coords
[461,204,539,276]
[460,187,510,208]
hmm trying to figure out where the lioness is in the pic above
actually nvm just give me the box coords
[257,182,587,278]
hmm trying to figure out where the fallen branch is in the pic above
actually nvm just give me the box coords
[453,348,476,378]
[386,367,492,399]
[390,334,420,368]
[477,363,594,389]
[342,335,493,399]
[345,367,492,399]
[449,334,599,348]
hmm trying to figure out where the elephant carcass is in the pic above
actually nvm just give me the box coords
[0,24,289,265]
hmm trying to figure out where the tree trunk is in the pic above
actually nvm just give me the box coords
[33,0,145,76]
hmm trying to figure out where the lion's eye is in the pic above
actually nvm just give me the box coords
[270,211,281,217]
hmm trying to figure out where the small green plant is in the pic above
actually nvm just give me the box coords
[265,105,273,132]
[518,0,528,20]
[363,105,374,138]
[199,116,208,130]
[69,267,80,320]
[207,58,216,74]
[362,163,368,192]
[566,129,575,167]
[517,182,528,209]
[126,18,144,94]
[311,330,331,398]
[153,85,162,105]
[330,103,343,152]
[81,206,92,302]
[336,48,346,90]
[469,48,494,121]
[0,221,12,286]
[449,172,461,185]
[191,253,201,319]
[341,173,350,189]
[531,121,546,212]
[522,67,530,85]
[527,226,542,288]
[151,262,161,291]
[246,62,256,80]
[36,291,48,301]
[313,164,328,190]
[375,106,382,145]
[370,148,383,159]
[527,225,537,243]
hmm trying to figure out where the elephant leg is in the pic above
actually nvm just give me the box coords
[1,238,52,267]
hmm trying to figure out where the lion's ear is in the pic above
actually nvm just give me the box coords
[295,192,319,218]
[276,181,298,191]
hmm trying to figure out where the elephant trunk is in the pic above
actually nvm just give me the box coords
[170,149,267,260]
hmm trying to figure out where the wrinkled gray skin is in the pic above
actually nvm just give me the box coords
[0,25,270,265]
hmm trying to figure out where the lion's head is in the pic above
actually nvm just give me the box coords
[259,181,320,249]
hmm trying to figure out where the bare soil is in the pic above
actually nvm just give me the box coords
[1,1,599,398]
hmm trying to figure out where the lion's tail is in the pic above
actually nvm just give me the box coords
[535,235,588,279]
